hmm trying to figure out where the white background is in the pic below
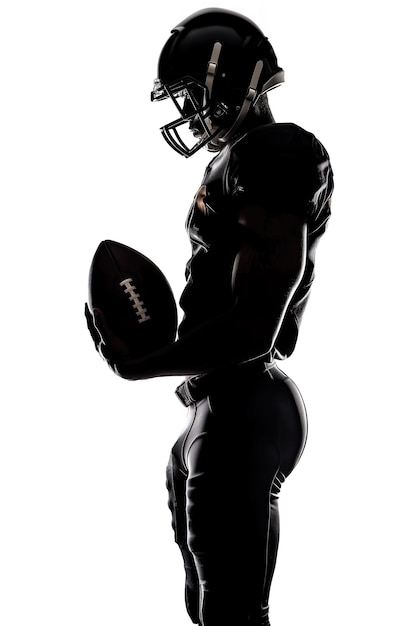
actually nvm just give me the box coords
[1,1,416,624]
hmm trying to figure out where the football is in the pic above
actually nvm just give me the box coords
[87,240,177,358]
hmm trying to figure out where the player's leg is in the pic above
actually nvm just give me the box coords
[184,367,307,626]
[166,419,200,624]
[184,390,279,626]
[185,407,248,626]
[246,367,308,624]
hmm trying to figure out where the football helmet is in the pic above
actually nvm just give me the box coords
[151,8,284,157]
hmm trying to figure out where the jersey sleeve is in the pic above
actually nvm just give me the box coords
[229,123,333,222]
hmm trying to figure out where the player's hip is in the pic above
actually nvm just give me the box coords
[172,357,308,476]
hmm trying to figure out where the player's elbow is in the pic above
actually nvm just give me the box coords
[226,312,278,362]
[232,275,304,360]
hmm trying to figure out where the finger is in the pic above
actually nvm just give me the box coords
[93,308,130,356]
[91,307,108,345]
[85,303,102,349]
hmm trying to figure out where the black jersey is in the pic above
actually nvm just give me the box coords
[178,122,334,359]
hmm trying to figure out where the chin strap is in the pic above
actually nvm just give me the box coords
[204,42,222,134]
[205,41,222,99]
[216,59,264,145]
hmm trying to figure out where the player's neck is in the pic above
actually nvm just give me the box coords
[234,105,274,140]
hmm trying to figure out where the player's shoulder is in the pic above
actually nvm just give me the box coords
[227,123,333,219]
[231,122,329,163]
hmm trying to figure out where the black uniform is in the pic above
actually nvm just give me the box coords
[167,123,333,625]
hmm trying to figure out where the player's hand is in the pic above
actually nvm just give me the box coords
[84,303,129,372]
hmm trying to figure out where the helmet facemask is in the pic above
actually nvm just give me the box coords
[151,76,224,157]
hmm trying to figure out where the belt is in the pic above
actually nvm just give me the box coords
[175,356,274,407]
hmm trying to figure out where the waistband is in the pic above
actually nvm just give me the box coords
[175,355,275,407]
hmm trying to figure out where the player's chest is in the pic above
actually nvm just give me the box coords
[185,148,241,252]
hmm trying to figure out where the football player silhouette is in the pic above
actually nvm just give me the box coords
[86,8,334,626]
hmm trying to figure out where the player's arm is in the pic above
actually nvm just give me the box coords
[230,204,307,356]
[89,207,307,380]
